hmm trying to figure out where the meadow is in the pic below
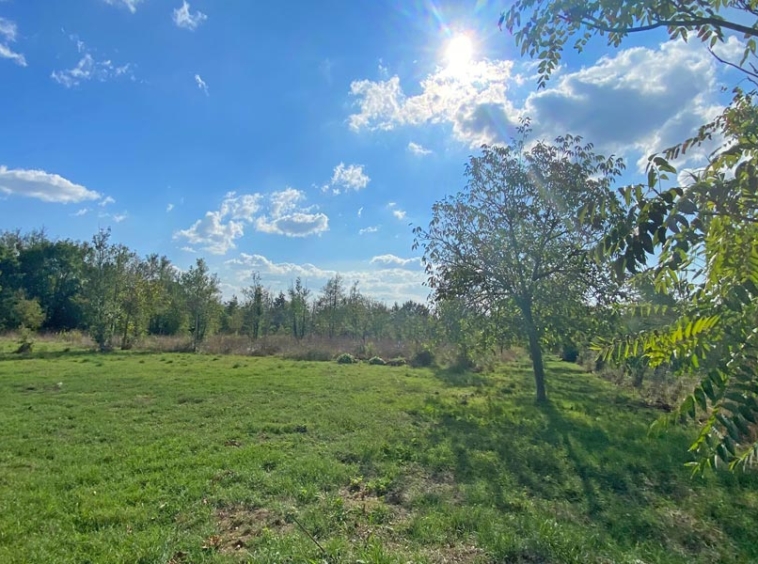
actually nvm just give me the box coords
[1,341,757,564]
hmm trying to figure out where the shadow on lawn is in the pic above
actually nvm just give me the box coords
[420,362,758,547]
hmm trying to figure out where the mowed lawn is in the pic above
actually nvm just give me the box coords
[1,343,757,564]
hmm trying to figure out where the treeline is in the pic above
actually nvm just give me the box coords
[0,229,436,352]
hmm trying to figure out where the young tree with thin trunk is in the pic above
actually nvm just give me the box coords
[414,126,622,401]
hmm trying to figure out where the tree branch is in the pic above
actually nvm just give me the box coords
[572,13,758,39]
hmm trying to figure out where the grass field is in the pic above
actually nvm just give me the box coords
[1,341,757,564]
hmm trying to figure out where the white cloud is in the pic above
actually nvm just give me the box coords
[173,1,207,31]
[73,208,91,217]
[175,189,328,254]
[328,163,370,193]
[181,246,197,253]
[99,195,116,207]
[408,142,432,156]
[0,166,101,203]
[349,39,739,169]
[174,191,260,255]
[51,40,134,88]
[520,38,735,170]
[102,0,144,13]
[370,254,420,267]
[225,252,428,303]
[195,74,209,96]
[359,226,380,235]
[112,212,128,223]
[392,209,407,220]
[0,17,26,67]
[357,206,363,217]
[348,59,517,147]
[167,203,174,212]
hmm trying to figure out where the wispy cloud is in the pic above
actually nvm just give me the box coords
[0,165,101,203]
[408,142,432,156]
[0,17,26,67]
[195,74,209,96]
[370,254,420,267]
[167,203,175,212]
[359,226,380,235]
[51,39,133,88]
[99,196,116,207]
[101,0,144,14]
[173,1,207,31]
[388,202,406,220]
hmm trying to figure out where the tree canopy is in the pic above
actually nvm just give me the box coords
[414,127,623,401]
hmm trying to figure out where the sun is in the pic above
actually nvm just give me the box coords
[444,34,475,74]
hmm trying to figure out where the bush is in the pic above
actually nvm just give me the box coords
[368,356,386,365]
[336,353,358,364]
[387,357,407,367]
[410,348,435,368]
[559,341,580,363]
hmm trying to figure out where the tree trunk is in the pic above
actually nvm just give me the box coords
[520,299,547,402]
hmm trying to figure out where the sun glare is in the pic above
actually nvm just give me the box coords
[444,34,474,74]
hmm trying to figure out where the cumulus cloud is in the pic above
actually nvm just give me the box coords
[521,38,736,169]
[174,191,261,255]
[324,163,370,194]
[0,17,26,66]
[348,59,518,147]
[0,166,101,203]
[175,189,328,254]
[255,188,329,238]
[102,0,144,13]
[225,253,428,303]
[370,254,420,267]
[173,1,207,30]
[194,74,209,95]
[408,142,432,156]
[349,38,740,169]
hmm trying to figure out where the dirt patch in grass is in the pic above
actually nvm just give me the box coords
[214,505,293,554]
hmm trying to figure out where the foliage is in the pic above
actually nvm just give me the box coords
[368,356,387,365]
[505,0,758,470]
[336,352,358,364]
[410,347,435,368]
[414,125,623,400]
[1,345,757,563]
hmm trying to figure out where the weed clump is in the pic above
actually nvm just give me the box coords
[336,353,358,364]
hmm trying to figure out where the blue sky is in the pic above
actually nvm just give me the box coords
[0,0,744,302]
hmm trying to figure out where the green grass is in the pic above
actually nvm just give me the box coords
[1,341,757,563]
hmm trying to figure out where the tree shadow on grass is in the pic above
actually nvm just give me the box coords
[418,363,758,551]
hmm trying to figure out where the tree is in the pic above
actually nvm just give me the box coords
[288,277,310,340]
[181,258,221,352]
[505,0,758,469]
[316,275,346,339]
[504,0,758,89]
[82,229,120,351]
[414,127,623,401]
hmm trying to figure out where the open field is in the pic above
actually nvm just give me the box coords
[1,342,757,564]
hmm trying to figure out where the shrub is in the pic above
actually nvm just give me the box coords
[387,357,407,367]
[336,353,358,364]
[368,356,386,365]
[410,348,435,368]
[284,349,333,362]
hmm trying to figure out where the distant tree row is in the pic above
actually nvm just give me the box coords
[0,229,435,352]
